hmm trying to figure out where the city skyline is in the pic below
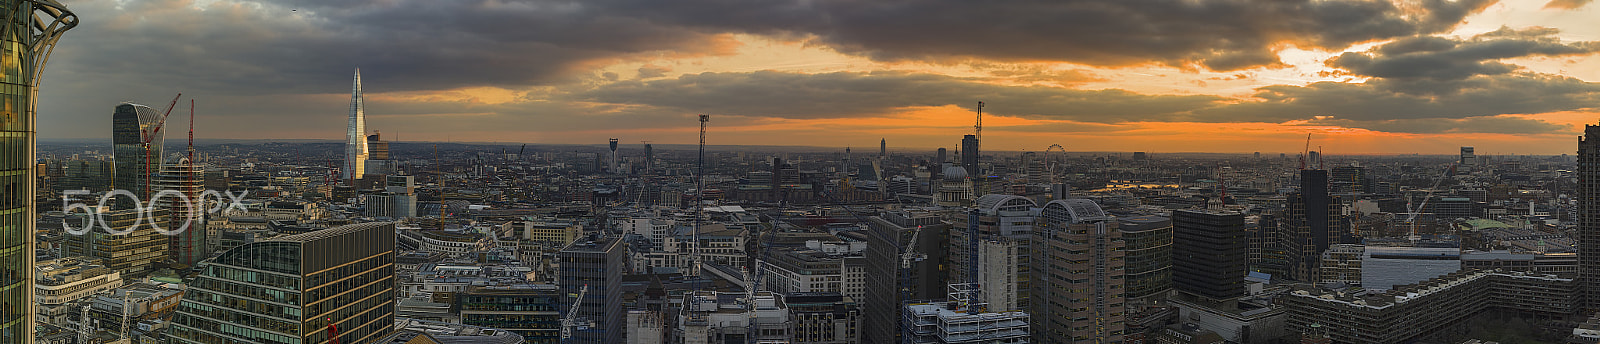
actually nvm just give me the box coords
[29,0,1600,154]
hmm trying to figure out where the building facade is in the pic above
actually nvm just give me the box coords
[1172,209,1247,301]
[156,158,208,265]
[559,237,625,344]
[1119,215,1173,310]
[1580,122,1600,310]
[169,222,397,344]
[458,284,561,343]
[1031,199,1125,343]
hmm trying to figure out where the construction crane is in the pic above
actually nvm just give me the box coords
[141,93,182,199]
[78,301,91,344]
[692,114,708,278]
[1299,133,1312,170]
[118,293,130,343]
[561,284,589,341]
[1405,163,1455,242]
[974,101,983,153]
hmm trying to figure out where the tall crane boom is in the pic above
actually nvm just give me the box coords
[692,114,709,278]
[974,101,983,151]
[141,93,182,200]
[562,284,589,340]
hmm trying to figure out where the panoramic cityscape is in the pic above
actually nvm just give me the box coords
[7,0,1600,344]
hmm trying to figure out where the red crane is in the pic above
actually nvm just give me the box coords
[141,93,182,199]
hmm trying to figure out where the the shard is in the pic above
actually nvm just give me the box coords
[344,68,368,181]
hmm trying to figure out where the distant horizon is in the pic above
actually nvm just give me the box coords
[34,137,1573,157]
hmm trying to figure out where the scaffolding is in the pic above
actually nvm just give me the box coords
[900,284,1029,344]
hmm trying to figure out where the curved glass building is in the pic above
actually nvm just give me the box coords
[0,1,74,342]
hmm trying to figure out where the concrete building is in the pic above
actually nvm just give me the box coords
[34,257,123,325]
[367,175,418,219]
[1032,199,1125,343]
[1282,270,1579,343]
[678,291,792,344]
[169,222,398,344]
[786,292,861,344]
[63,208,169,277]
[950,194,1037,312]
[902,287,1030,344]
[1318,244,1364,285]
[1461,251,1577,275]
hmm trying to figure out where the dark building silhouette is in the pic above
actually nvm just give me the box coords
[1580,122,1600,310]
[1280,169,1337,282]
[961,134,979,178]
[1172,209,1247,301]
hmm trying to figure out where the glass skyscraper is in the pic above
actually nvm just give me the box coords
[0,1,75,342]
[111,103,163,201]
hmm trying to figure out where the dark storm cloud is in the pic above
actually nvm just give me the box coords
[47,0,735,95]
[1327,27,1600,82]
[48,0,1500,98]
[1300,116,1568,134]
[578,71,1223,122]
[576,70,1600,133]
[1194,73,1600,123]
[602,0,1496,70]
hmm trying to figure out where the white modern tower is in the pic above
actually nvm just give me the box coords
[344,68,369,182]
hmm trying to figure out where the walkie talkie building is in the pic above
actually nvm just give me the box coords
[0,1,74,342]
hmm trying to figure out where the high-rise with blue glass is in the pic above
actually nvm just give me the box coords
[0,1,74,342]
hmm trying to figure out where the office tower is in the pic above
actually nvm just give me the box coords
[1119,215,1172,310]
[155,158,208,265]
[364,131,395,176]
[842,147,852,175]
[961,134,978,178]
[880,138,886,157]
[169,222,397,344]
[559,237,625,344]
[1308,151,1320,167]
[644,143,654,171]
[459,284,562,342]
[365,175,417,218]
[112,103,165,202]
[344,68,368,181]
[1172,210,1247,301]
[1581,122,1600,310]
[609,138,619,174]
[1460,146,1476,166]
[63,210,169,278]
[864,211,948,344]
[950,194,1037,312]
[1280,169,1337,282]
[1032,199,1124,343]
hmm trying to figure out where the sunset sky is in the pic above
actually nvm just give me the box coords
[35,0,1600,155]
